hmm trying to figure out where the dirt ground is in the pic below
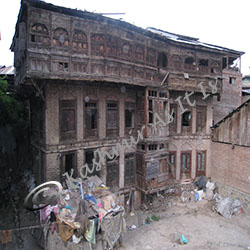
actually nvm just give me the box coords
[122,199,250,250]
[1,195,249,250]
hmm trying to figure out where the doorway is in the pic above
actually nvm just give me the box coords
[60,151,77,181]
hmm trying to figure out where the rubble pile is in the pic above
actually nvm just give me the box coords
[40,175,125,250]
[179,176,243,218]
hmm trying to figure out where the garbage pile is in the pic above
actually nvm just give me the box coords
[40,175,125,249]
[180,176,243,218]
[213,194,243,219]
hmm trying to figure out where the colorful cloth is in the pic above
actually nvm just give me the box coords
[57,218,74,242]
[101,212,126,249]
[40,205,58,224]
[84,220,96,244]
[1,230,12,244]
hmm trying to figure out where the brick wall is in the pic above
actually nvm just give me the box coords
[211,142,250,196]
[213,69,242,124]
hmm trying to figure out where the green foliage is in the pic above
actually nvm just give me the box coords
[151,214,160,221]
[145,216,151,224]
[0,76,25,127]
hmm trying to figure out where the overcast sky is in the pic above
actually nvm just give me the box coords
[0,0,249,75]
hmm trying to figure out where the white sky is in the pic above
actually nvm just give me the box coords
[0,0,250,75]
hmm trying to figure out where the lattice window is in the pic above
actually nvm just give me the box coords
[91,34,105,56]
[196,106,207,133]
[134,45,144,61]
[30,23,50,45]
[72,29,88,54]
[106,35,118,57]
[53,27,69,47]
[196,151,206,177]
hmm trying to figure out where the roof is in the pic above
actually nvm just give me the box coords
[11,0,244,57]
[213,98,250,128]
[0,65,15,75]
[242,89,250,94]
[147,27,245,56]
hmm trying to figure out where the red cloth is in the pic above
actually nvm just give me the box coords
[1,230,12,244]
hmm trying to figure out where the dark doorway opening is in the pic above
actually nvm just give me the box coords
[60,152,77,181]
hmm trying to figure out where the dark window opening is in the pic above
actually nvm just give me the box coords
[148,90,157,97]
[199,59,208,66]
[222,57,227,69]
[125,154,135,186]
[125,102,135,128]
[182,111,191,127]
[210,68,214,73]
[58,62,68,72]
[229,77,236,84]
[170,104,177,132]
[85,102,97,129]
[61,152,77,182]
[159,144,164,149]
[106,157,119,189]
[65,154,74,174]
[141,144,145,150]
[228,57,237,67]
[159,92,167,98]
[185,57,195,65]
[157,52,168,68]
[60,100,76,140]
[163,101,167,121]
[84,150,100,177]
[31,34,35,42]
[148,144,157,151]
[148,99,153,124]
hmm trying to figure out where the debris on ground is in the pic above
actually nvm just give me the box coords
[38,174,125,249]
[180,233,188,245]
[213,194,243,218]
[205,181,216,200]
[194,176,207,191]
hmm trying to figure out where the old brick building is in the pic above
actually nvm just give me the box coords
[212,98,250,208]
[11,0,244,206]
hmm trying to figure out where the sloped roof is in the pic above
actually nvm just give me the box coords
[213,98,250,128]
[0,66,15,75]
[147,27,244,55]
[11,0,244,57]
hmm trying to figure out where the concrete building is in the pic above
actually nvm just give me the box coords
[11,0,244,206]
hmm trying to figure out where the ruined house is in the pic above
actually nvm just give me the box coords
[11,0,244,207]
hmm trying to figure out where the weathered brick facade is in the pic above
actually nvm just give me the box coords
[212,99,250,208]
[213,68,242,124]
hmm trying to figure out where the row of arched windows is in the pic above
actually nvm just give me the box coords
[29,23,221,73]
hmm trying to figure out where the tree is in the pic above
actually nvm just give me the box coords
[0,76,25,127]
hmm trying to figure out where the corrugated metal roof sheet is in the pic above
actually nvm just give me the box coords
[242,89,250,94]
[0,66,15,75]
